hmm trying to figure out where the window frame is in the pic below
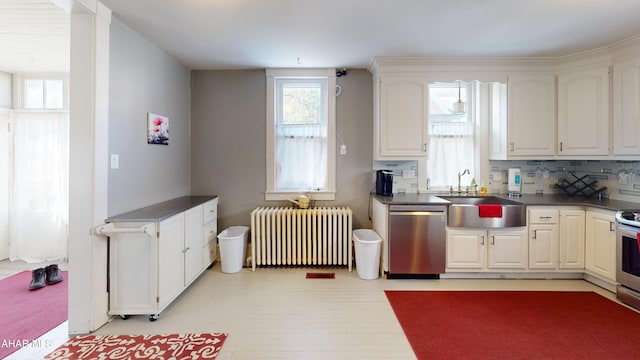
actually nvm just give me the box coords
[425,81,478,192]
[12,73,69,111]
[265,68,336,201]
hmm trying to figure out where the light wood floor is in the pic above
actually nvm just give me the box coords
[2,260,626,360]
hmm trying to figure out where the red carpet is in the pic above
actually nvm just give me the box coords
[44,333,228,359]
[385,290,640,360]
[0,270,68,359]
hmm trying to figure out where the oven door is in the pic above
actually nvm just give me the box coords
[617,223,640,291]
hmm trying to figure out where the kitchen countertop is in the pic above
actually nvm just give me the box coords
[373,193,640,212]
[106,195,217,222]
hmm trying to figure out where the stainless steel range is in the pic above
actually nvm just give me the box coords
[615,210,640,310]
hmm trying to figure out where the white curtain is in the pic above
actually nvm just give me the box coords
[10,111,69,263]
[427,122,475,188]
[276,123,327,191]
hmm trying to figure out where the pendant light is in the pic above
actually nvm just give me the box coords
[453,81,466,115]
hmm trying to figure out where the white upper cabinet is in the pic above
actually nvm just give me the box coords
[557,66,610,156]
[374,75,429,159]
[613,56,640,156]
[506,74,556,157]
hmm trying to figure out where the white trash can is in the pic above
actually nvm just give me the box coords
[217,226,249,273]
[353,229,382,280]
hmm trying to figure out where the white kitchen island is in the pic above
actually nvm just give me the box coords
[99,196,218,321]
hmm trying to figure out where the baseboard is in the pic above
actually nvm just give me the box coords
[582,272,618,293]
[440,272,583,280]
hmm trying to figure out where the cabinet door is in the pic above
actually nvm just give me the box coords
[108,222,158,315]
[529,225,558,269]
[158,213,185,311]
[184,205,204,286]
[585,211,616,281]
[507,74,556,157]
[613,57,640,155]
[487,228,528,269]
[557,66,610,156]
[377,76,429,158]
[446,229,486,270]
[559,209,585,269]
[371,198,389,273]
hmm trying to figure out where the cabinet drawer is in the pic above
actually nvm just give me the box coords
[204,240,217,266]
[203,221,217,246]
[529,209,558,224]
[203,199,218,224]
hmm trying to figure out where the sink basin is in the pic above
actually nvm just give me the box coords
[438,196,522,205]
[437,195,526,228]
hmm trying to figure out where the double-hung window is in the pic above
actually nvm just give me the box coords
[426,82,476,189]
[265,69,336,200]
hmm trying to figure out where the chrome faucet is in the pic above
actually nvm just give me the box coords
[458,169,470,193]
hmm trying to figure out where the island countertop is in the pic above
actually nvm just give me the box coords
[106,195,217,223]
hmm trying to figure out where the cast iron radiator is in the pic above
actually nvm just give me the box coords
[250,207,353,271]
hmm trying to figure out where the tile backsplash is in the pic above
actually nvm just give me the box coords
[489,160,640,202]
[372,160,419,194]
[371,159,640,202]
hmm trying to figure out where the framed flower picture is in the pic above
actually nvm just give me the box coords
[147,113,169,145]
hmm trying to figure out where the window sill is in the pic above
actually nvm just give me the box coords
[265,191,336,202]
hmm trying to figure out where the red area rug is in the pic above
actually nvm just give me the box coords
[385,290,640,360]
[44,333,228,359]
[0,270,68,359]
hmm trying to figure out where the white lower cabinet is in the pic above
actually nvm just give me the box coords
[371,197,389,274]
[446,227,528,271]
[107,197,218,320]
[184,206,205,286]
[585,209,617,281]
[528,207,585,270]
[558,209,585,269]
[157,213,186,312]
[528,208,559,269]
[201,197,219,269]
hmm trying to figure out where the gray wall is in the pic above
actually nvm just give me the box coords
[108,17,191,216]
[190,69,374,230]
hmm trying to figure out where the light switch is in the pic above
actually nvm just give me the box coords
[340,144,347,155]
[110,154,119,169]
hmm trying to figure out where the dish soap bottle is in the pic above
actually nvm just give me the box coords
[480,182,488,196]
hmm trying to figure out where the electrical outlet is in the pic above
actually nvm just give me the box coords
[340,144,347,155]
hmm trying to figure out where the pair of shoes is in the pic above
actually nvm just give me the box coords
[29,264,64,291]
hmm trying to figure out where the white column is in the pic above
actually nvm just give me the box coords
[68,0,111,334]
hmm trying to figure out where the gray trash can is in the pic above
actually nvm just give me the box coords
[353,229,382,280]
[217,226,249,273]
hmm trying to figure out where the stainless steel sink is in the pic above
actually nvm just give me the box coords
[437,196,526,228]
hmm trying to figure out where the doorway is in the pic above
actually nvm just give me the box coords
[0,1,70,264]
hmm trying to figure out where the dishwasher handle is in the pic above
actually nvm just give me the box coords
[389,205,447,212]
[390,211,445,216]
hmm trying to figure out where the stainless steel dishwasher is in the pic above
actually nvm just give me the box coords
[388,204,447,279]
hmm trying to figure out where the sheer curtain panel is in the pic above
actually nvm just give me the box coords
[10,112,69,262]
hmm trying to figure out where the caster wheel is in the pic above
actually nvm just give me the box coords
[149,314,159,322]
[119,315,130,320]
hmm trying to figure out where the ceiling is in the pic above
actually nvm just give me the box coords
[0,0,69,73]
[99,0,640,70]
[4,1,640,73]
